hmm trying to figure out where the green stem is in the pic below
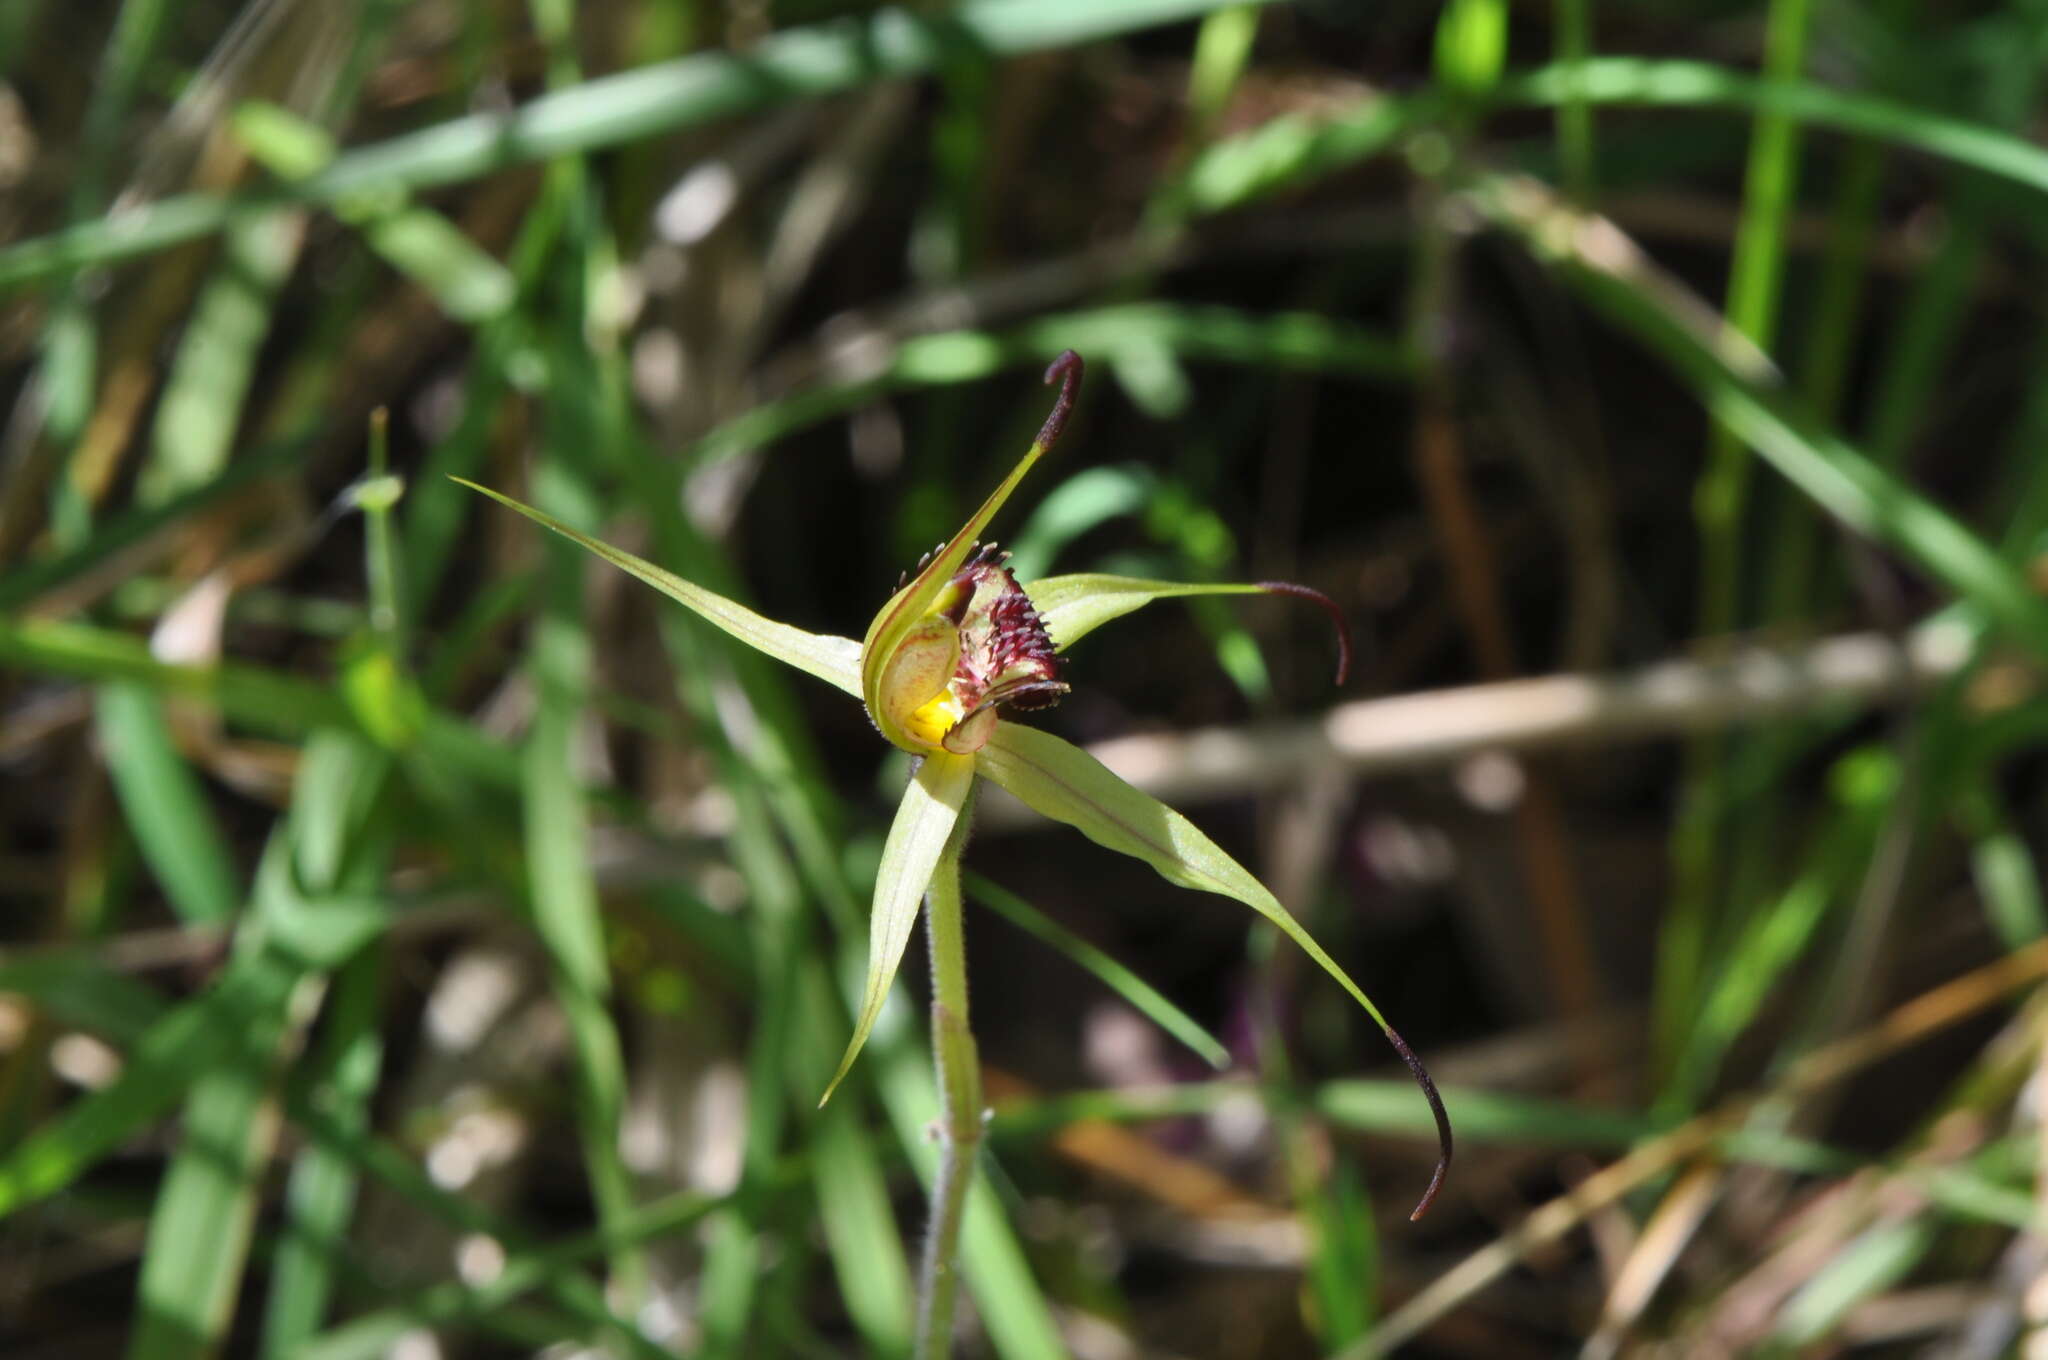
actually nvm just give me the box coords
[915,789,980,1360]
[1554,0,1595,203]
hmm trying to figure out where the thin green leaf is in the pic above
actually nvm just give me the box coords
[965,872,1229,1070]
[974,723,1448,1214]
[1773,1220,1936,1347]
[796,962,913,1358]
[453,478,861,696]
[821,751,976,1105]
[96,682,240,924]
[260,948,383,1359]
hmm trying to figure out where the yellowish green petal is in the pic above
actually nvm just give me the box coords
[974,722,1448,1215]
[820,750,978,1105]
[453,479,862,696]
[860,353,1082,730]
[1024,575,1271,652]
[1026,573,1352,684]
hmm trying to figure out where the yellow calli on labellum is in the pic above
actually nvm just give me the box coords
[455,351,1451,1218]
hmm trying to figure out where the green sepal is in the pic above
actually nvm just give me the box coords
[820,751,978,1105]
[453,479,862,695]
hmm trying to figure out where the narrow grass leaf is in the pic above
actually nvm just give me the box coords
[1773,1220,1936,1346]
[96,682,239,924]
[966,871,1230,1069]
[796,962,913,1357]
[259,947,384,1358]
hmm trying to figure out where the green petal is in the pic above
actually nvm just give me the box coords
[1024,574,1270,652]
[975,722,1450,1215]
[820,751,978,1105]
[454,479,861,696]
[1026,574,1352,687]
[860,353,1083,715]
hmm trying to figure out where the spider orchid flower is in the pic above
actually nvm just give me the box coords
[455,352,1451,1218]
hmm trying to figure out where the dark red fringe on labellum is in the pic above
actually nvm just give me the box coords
[984,572,1063,709]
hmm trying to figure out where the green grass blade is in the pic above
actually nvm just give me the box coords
[792,960,913,1357]
[1479,173,2048,665]
[523,464,645,1300]
[95,683,239,924]
[0,0,1284,289]
[966,872,1230,1069]
[128,950,297,1359]
[690,305,1409,469]
[139,209,301,504]
[259,946,384,1358]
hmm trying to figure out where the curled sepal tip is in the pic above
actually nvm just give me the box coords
[1255,580,1352,686]
[1384,1024,1452,1221]
[1035,350,1084,450]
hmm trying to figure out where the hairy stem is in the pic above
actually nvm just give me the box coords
[915,791,980,1360]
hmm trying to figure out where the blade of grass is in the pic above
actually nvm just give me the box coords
[137,209,303,504]
[259,945,384,1358]
[95,683,240,924]
[1474,172,2048,665]
[688,304,1409,469]
[794,958,914,1359]
[1,617,519,786]
[0,901,382,1217]
[1661,0,1815,1096]
[523,456,645,1301]
[966,872,1229,1070]
[0,0,1287,288]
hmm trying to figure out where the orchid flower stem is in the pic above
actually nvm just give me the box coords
[915,782,980,1360]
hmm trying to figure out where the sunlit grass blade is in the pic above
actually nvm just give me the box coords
[95,682,239,924]
[128,939,296,1359]
[260,946,383,1358]
[454,478,862,696]
[0,947,293,1214]
[966,872,1229,1069]
[974,723,1450,1217]
[822,750,977,1105]
[523,461,645,1301]
[233,101,515,324]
